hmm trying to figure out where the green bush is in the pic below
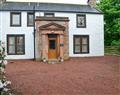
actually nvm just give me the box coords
[0,42,11,95]
[111,40,120,46]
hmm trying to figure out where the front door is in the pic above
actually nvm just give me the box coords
[48,34,57,59]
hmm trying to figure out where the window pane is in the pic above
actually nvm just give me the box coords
[16,36,24,54]
[75,45,80,53]
[82,45,88,53]
[48,34,57,38]
[12,14,20,25]
[44,13,54,17]
[77,15,85,27]
[9,37,15,45]
[28,14,34,26]
[74,35,89,54]
[16,45,24,54]
[9,45,15,54]
[8,37,15,54]
[75,37,80,45]
[82,37,88,44]
[16,36,24,45]
[49,40,56,49]
[45,15,53,17]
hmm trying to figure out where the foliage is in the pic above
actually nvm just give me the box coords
[0,42,11,95]
[97,0,120,46]
[105,46,120,55]
[111,39,120,46]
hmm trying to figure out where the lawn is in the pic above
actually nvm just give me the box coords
[6,56,120,95]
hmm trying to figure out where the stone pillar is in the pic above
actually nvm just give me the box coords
[42,34,48,60]
[60,34,64,58]
[45,35,48,60]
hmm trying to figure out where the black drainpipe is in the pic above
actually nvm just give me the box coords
[33,5,36,60]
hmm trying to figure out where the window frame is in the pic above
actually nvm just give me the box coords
[27,12,34,27]
[76,14,86,28]
[73,35,89,54]
[44,13,55,17]
[7,35,25,55]
[10,12,21,27]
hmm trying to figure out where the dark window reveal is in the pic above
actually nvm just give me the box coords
[77,14,86,28]
[27,13,34,26]
[7,35,25,55]
[49,40,56,49]
[44,13,54,17]
[74,35,89,54]
[10,12,21,26]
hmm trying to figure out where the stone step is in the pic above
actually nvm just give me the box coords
[48,59,59,64]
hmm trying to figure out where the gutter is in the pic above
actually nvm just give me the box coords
[33,5,36,60]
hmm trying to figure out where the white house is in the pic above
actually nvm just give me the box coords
[0,0,104,62]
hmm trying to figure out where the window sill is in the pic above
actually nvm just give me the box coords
[10,25,21,27]
[74,52,89,54]
[7,54,25,55]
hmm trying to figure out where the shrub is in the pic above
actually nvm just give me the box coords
[111,40,120,46]
[0,42,11,95]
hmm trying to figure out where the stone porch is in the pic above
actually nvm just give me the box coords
[35,17,69,62]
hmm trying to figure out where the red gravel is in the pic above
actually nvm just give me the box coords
[6,56,120,95]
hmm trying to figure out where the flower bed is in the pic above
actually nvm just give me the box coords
[0,42,11,95]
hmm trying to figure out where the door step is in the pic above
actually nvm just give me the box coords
[48,59,59,64]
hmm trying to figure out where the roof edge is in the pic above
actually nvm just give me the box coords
[0,9,104,14]
[4,1,88,6]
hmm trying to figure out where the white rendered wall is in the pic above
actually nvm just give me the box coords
[1,12,34,59]
[1,11,104,59]
[55,12,104,57]
[38,12,104,57]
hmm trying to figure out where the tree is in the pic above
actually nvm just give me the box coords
[97,0,120,46]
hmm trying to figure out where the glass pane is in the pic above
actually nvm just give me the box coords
[78,16,85,26]
[12,14,20,25]
[82,45,88,53]
[9,45,15,54]
[45,15,53,17]
[16,36,23,45]
[45,13,54,17]
[48,34,57,38]
[9,37,15,45]
[28,14,34,25]
[16,36,24,54]
[17,45,24,54]
[49,40,56,49]
[75,45,80,53]
[75,37,80,45]
[82,37,88,44]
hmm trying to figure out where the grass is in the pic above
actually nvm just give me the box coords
[105,46,120,55]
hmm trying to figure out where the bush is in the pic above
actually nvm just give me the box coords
[0,42,11,95]
[111,40,120,46]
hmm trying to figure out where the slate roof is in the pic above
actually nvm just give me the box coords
[0,2,102,14]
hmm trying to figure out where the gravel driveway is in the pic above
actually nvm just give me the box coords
[6,56,120,95]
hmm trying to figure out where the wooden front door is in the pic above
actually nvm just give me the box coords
[48,34,57,59]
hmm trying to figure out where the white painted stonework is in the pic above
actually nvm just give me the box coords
[0,12,34,59]
[0,11,104,59]
[55,13,104,57]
